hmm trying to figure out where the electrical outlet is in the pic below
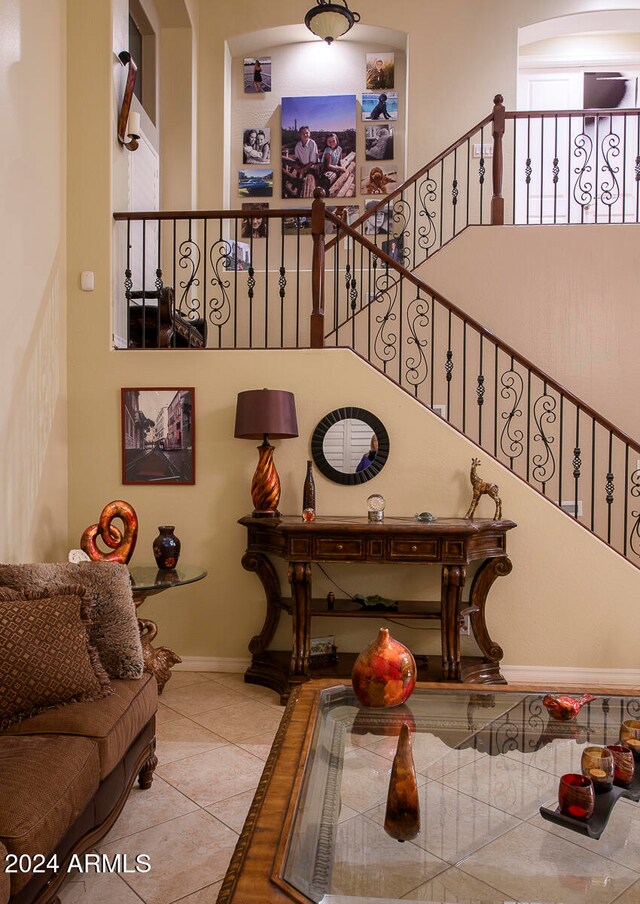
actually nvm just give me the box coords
[459,614,471,636]
[472,143,493,159]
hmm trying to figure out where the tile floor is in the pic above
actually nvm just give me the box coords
[59,671,286,904]
[57,676,640,904]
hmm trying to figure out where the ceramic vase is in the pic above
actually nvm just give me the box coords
[153,526,181,570]
[351,627,416,708]
[384,722,420,841]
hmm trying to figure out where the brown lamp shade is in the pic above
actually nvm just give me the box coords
[234,389,298,440]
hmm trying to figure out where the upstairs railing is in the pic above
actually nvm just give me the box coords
[338,94,640,274]
[112,94,640,569]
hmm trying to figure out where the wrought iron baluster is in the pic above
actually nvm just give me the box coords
[499,357,524,469]
[477,334,484,445]
[404,289,430,398]
[606,432,614,544]
[445,310,453,420]
[532,380,556,494]
[452,146,458,237]
[525,115,531,225]
[574,115,593,224]
[539,115,544,224]
[630,457,640,558]
[600,116,620,222]
[573,409,581,520]
[479,124,485,225]
[552,115,559,225]
[125,219,132,348]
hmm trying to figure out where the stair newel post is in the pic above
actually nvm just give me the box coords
[491,94,505,225]
[310,187,326,348]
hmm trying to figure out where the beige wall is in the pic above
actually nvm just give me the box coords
[60,0,640,678]
[419,225,640,439]
[0,0,68,561]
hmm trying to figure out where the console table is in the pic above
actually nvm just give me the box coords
[238,516,515,701]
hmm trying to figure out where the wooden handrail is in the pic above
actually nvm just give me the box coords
[323,208,640,452]
[113,208,311,221]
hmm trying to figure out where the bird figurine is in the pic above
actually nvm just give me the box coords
[542,693,595,721]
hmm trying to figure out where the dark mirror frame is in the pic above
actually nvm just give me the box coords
[311,407,390,485]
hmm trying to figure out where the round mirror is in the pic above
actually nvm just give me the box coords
[311,407,389,485]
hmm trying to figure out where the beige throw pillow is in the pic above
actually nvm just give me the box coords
[0,562,143,679]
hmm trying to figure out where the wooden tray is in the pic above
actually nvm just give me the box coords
[540,764,640,839]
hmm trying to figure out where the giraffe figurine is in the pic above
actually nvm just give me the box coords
[464,457,502,520]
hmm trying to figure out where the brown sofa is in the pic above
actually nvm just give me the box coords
[0,563,158,904]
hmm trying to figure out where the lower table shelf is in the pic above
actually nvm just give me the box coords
[245,650,505,703]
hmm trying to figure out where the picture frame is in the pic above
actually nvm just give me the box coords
[243,128,271,165]
[122,388,195,485]
[361,91,398,121]
[244,57,271,93]
[281,95,357,199]
[365,53,395,90]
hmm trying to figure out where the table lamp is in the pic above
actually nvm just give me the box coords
[234,389,299,517]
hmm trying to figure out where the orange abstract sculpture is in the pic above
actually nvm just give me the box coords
[81,500,139,564]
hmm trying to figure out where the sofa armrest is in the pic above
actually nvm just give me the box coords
[0,841,10,904]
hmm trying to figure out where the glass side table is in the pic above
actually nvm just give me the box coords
[129,565,207,693]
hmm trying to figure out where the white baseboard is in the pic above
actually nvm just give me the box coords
[174,658,640,688]
[502,665,640,688]
[173,656,250,673]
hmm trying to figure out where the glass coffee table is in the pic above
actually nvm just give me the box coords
[218,680,640,904]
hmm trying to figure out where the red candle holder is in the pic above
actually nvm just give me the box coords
[606,744,635,786]
[558,773,595,820]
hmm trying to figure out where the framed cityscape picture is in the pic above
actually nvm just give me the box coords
[121,388,195,485]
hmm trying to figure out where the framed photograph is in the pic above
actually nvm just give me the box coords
[238,167,273,197]
[361,163,398,195]
[364,200,390,235]
[365,124,393,160]
[365,53,395,90]
[281,95,357,199]
[223,239,251,270]
[241,203,269,239]
[282,214,312,235]
[361,91,398,121]
[243,128,271,165]
[382,235,406,265]
[244,57,271,93]
[122,388,195,485]
[326,204,360,234]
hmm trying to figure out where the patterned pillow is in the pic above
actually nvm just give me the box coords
[0,563,143,679]
[0,589,113,730]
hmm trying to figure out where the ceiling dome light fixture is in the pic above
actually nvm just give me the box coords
[304,0,361,44]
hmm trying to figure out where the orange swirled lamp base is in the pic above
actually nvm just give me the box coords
[251,442,281,517]
[81,500,139,564]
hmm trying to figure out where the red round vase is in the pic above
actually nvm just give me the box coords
[351,628,417,707]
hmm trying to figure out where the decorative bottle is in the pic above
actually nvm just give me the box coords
[302,460,316,513]
[153,526,181,569]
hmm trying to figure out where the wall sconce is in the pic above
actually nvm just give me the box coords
[304,0,361,44]
[117,50,139,151]
[234,389,298,517]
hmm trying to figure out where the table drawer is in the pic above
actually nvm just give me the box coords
[389,538,440,560]
[314,538,364,559]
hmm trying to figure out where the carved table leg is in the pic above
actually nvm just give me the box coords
[288,562,312,679]
[134,592,182,694]
[441,565,466,681]
[468,556,512,664]
[242,551,283,654]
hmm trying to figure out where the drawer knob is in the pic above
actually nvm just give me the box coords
[411,545,417,552]
[337,544,344,551]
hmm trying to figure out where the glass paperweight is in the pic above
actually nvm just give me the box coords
[367,493,386,522]
[302,508,316,522]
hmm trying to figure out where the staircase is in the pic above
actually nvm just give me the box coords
[113,96,640,570]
